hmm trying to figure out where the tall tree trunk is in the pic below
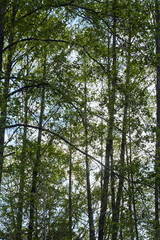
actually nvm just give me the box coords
[128,113,139,240]
[109,33,115,220]
[0,63,10,187]
[131,178,139,240]
[10,190,17,240]
[16,91,28,240]
[0,0,6,72]
[132,191,139,240]
[84,79,96,240]
[69,134,72,239]
[155,0,160,239]
[111,3,131,238]
[98,1,117,239]
[126,146,134,240]
[0,3,16,186]
[28,85,45,240]
[43,174,47,240]
[119,198,124,240]
[111,103,127,240]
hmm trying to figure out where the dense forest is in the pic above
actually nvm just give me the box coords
[0,0,160,239]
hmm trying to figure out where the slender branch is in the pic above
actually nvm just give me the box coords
[6,123,155,189]
[10,81,153,160]
[82,46,108,74]
[4,152,15,158]
[3,38,69,52]
[8,82,49,97]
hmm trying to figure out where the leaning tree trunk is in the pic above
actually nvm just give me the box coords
[155,0,160,239]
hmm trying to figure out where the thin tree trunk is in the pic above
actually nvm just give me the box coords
[128,113,139,240]
[119,198,124,240]
[111,3,131,238]
[28,85,45,240]
[98,1,117,239]
[84,79,96,240]
[0,64,10,187]
[126,4,138,239]
[10,190,17,240]
[111,104,127,240]
[132,183,139,240]
[16,92,28,240]
[155,0,160,238]
[100,78,104,194]
[126,146,134,240]
[0,0,6,72]
[109,33,115,221]
[0,2,17,187]
[69,134,72,239]
[16,54,30,239]
[43,174,47,240]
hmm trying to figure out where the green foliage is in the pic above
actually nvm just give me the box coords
[0,0,158,239]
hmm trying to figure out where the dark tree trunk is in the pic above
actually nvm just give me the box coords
[128,117,139,240]
[69,135,72,239]
[0,1,6,72]
[0,2,16,187]
[84,79,96,240]
[111,103,127,240]
[43,175,47,240]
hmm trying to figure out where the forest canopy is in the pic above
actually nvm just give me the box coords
[0,0,159,240]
